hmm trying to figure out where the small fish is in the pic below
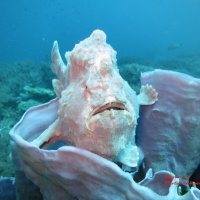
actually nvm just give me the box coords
[167,43,182,51]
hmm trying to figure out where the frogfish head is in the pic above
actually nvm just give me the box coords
[58,30,139,159]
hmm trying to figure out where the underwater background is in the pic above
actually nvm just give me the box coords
[0,0,200,184]
[1,0,200,62]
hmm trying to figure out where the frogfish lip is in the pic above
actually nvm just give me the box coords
[86,100,134,131]
[90,101,128,117]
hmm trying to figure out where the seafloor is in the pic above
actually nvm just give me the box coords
[0,54,200,178]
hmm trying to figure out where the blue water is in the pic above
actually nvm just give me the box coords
[0,0,200,62]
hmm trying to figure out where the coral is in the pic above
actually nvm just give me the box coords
[119,63,154,92]
[156,54,200,78]
[17,99,41,113]
[0,61,55,177]
[0,85,16,111]
[0,117,16,177]
[21,86,55,102]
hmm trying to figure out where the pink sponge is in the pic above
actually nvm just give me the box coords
[10,69,200,199]
[138,69,200,179]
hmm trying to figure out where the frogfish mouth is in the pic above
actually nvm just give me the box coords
[91,101,128,116]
